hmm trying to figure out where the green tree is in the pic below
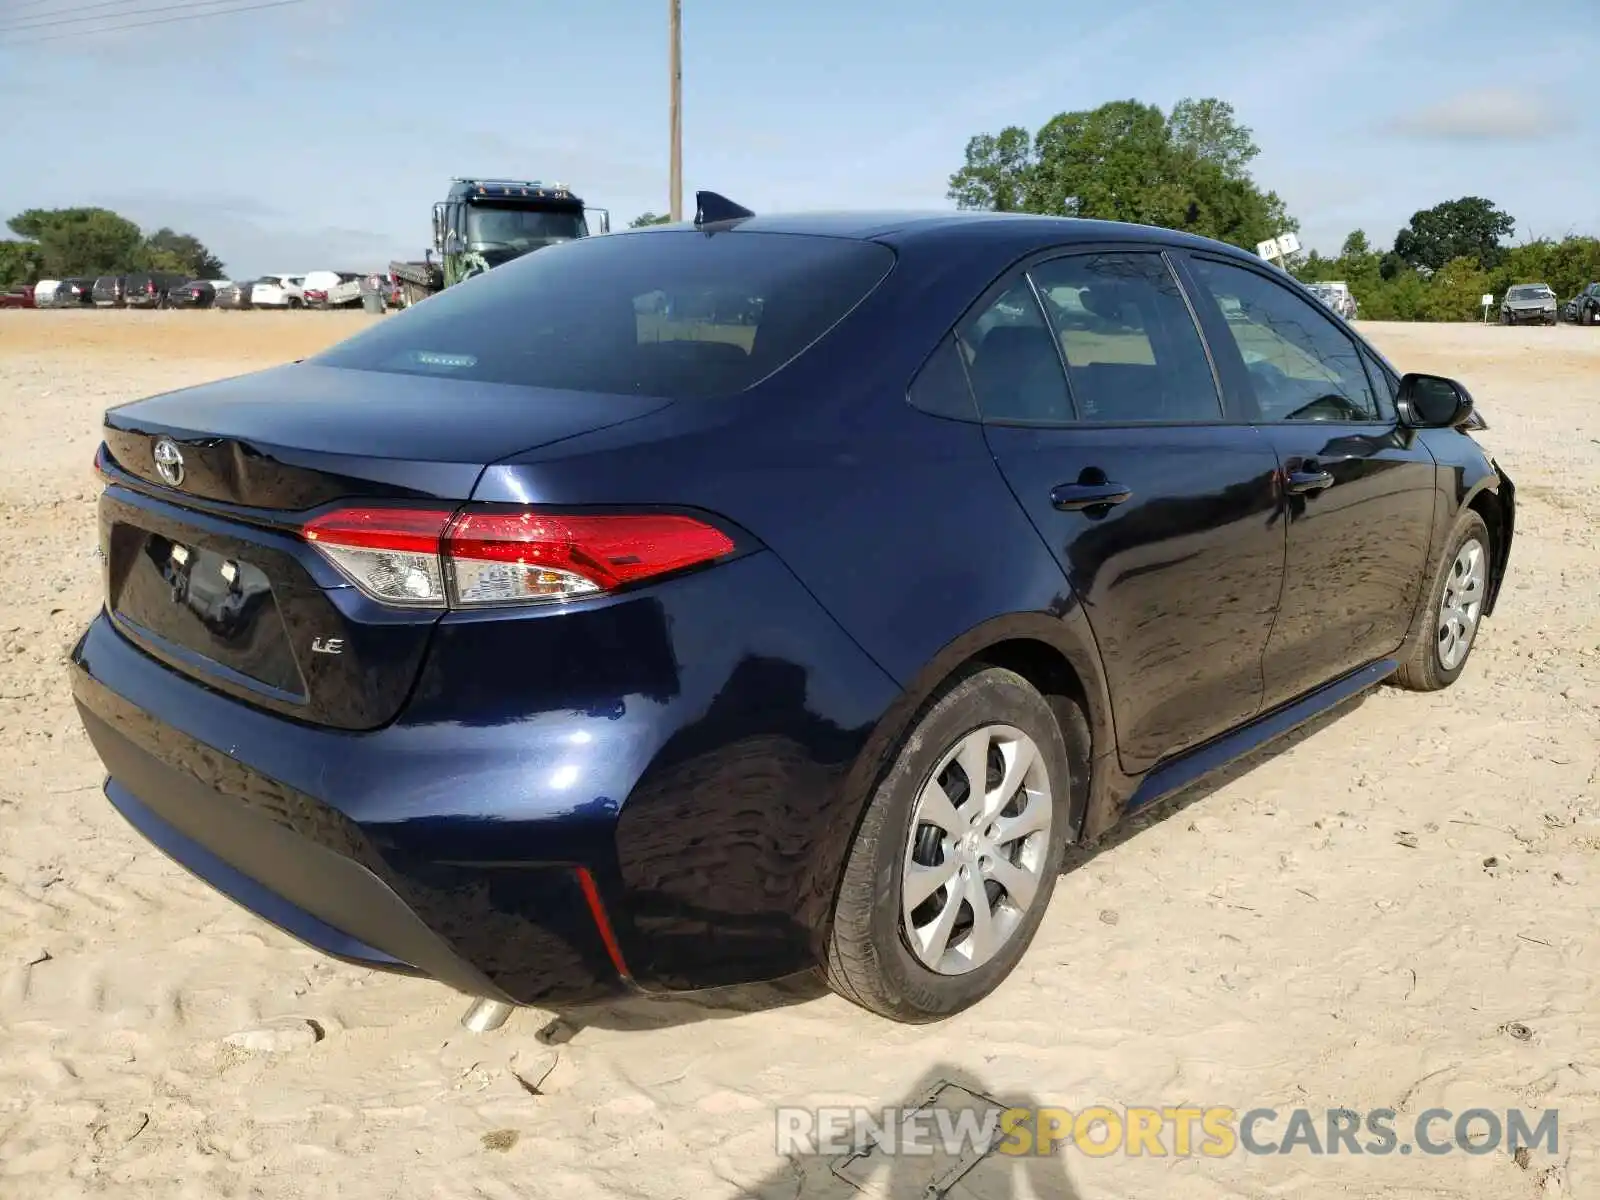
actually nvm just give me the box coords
[1340,230,1371,259]
[1545,236,1600,300]
[947,126,1034,212]
[949,97,1295,252]
[1168,98,1259,179]
[1393,197,1517,273]
[7,207,145,278]
[0,240,40,287]
[1419,256,1492,321]
[5,208,225,279]
[629,212,673,227]
[1027,100,1190,225]
[142,227,225,278]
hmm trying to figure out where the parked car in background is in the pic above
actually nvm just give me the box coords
[125,272,192,309]
[92,275,129,307]
[34,279,61,308]
[301,271,364,309]
[168,280,217,309]
[1305,281,1357,321]
[73,205,1516,1025]
[0,285,36,308]
[55,278,96,306]
[249,274,306,308]
[1567,282,1600,326]
[214,280,253,310]
[1500,282,1558,325]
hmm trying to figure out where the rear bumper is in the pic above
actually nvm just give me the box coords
[69,546,901,1005]
[73,637,629,1006]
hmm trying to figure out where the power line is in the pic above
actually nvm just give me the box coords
[0,0,157,28]
[0,0,302,42]
[0,0,298,34]
[0,0,91,15]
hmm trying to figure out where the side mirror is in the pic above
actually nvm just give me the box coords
[1397,373,1475,429]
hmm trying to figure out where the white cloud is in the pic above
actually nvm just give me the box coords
[1388,88,1566,141]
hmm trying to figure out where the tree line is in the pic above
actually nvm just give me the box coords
[1291,203,1600,321]
[0,207,226,286]
[947,97,1599,321]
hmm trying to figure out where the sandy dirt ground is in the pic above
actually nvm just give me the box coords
[0,309,1596,1200]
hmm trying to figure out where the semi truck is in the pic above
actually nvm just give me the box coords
[389,177,610,307]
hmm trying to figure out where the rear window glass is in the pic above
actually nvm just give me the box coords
[311,230,896,399]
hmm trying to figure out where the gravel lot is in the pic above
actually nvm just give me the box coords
[0,310,1596,1199]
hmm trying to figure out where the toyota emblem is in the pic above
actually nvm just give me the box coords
[152,437,185,487]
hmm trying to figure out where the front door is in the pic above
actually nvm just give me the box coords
[967,249,1286,775]
[1179,253,1438,709]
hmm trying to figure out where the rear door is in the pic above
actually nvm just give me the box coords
[971,247,1286,775]
[1178,252,1438,709]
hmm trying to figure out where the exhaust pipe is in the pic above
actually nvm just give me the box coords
[459,997,513,1033]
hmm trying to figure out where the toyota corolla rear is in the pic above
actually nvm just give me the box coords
[69,223,911,1008]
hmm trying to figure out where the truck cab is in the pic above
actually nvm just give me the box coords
[431,178,609,287]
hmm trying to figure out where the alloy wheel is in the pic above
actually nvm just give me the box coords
[901,724,1053,975]
[1438,538,1486,671]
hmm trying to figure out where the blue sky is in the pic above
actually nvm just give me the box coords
[1,0,1595,277]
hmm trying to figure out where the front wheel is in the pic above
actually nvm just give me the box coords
[1393,511,1492,692]
[824,666,1082,1023]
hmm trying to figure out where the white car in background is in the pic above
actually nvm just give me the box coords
[33,279,61,308]
[1306,280,1358,321]
[250,274,307,308]
[301,270,364,308]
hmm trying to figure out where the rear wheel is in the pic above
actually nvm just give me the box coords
[1393,511,1491,692]
[824,666,1081,1023]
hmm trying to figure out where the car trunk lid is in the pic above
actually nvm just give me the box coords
[98,363,671,729]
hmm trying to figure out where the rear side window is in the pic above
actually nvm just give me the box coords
[1028,252,1223,422]
[313,231,896,400]
[907,335,979,421]
[955,279,1074,423]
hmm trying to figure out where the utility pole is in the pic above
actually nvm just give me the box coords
[668,0,682,221]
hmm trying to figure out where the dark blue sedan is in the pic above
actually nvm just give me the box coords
[71,195,1515,1024]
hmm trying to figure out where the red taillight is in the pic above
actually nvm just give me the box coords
[300,506,735,608]
[303,507,451,607]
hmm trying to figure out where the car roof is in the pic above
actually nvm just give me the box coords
[616,209,1263,260]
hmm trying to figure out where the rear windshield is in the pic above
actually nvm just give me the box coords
[311,230,896,399]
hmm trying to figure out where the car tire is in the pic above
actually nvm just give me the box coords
[824,665,1082,1023]
[1393,510,1492,692]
